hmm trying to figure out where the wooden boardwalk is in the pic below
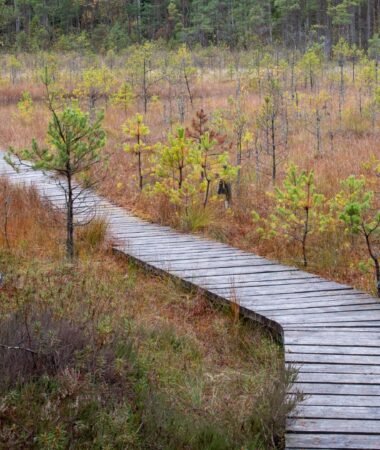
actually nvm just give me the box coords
[2,152,380,449]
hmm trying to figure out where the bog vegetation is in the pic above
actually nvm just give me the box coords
[1,2,380,448]
[0,181,300,449]
[2,38,380,295]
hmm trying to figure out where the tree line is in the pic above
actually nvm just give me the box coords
[2,0,380,52]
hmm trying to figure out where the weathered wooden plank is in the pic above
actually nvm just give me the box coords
[286,353,380,365]
[285,434,380,449]
[168,269,306,284]
[188,275,321,287]
[287,418,380,433]
[121,237,218,248]
[179,273,320,288]
[162,252,266,264]
[2,171,44,179]
[112,225,186,234]
[147,254,274,267]
[121,245,240,259]
[295,363,380,374]
[291,405,380,419]
[226,291,363,304]
[285,323,380,329]
[114,230,228,244]
[211,281,352,295]
[293,326,380,334]
[286,344,380,356]
[209,285,352,301]
[115,242,241,255]
[284,323,380,331]
[142,251,254,263]
[243,294,375,308]
[147,256,270,270]
[108,230,174,237]
[112,228,181,235]
[177,265,308,280]
[112,230,208,240]
[114,234,227,244]
[158,262,293,277]
[297,372,380,384]
[107,215,161,223]
[245,290,365,300]
[298,394,380,407]
[285,331,380,346]
[274,310,380,325]
[1,170,40,177]
[262,303,380,316]
[290,382,380,395]
[108,219,171,227]
[286,446,380,450]
[127,242,241,254]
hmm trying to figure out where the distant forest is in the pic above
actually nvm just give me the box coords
[1,0,380,52]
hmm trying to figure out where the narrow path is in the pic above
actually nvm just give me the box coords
[2,153,380,449]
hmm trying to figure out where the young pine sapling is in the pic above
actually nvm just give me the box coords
[267,165,324,268]
[339,175,380,297]
[123,113,150,191]
[7,70,106,260]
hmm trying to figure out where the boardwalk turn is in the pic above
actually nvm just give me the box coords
[2,152,380,450]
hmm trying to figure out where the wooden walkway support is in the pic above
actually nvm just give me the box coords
[2,152,380,449]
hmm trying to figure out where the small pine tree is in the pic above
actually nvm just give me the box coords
[112,82,134,115]
[123,113,150,190]
[338,175,380,297]
[74,66,114,122]
[7,69,106,260]
[267,164,324,267]
[153,127,196,192]
[17,91,34,122]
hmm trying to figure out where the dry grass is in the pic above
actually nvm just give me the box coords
[0,179,62,257]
